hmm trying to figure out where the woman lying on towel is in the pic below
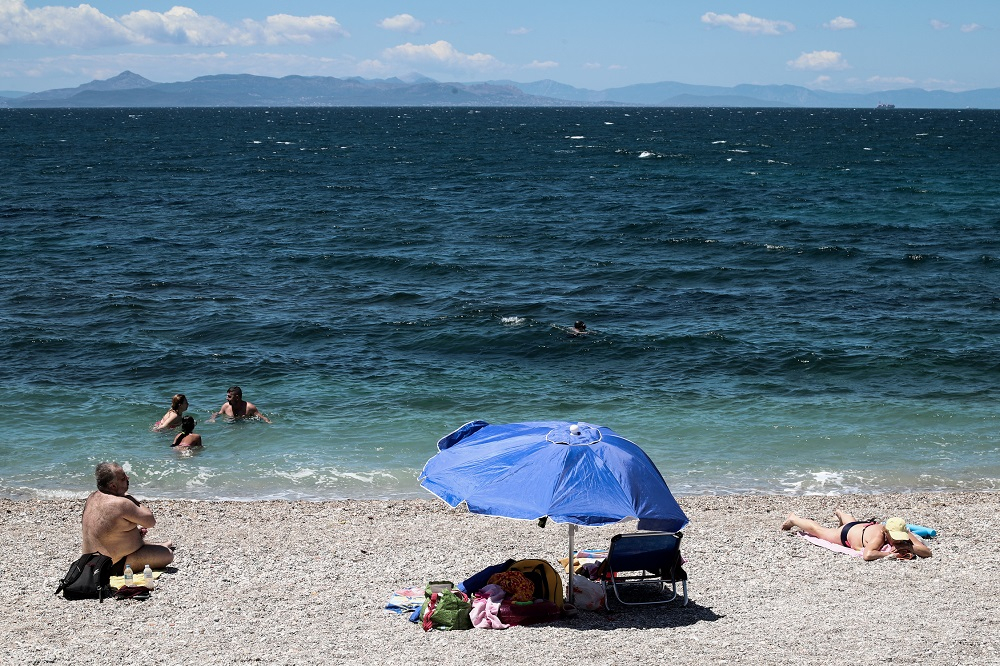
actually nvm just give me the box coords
[781,509,932,561]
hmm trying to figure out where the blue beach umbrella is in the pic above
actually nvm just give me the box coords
[419,420,689,604]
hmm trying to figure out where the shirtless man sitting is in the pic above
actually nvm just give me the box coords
[781,509,932,561]
[81,462,175,574]
[208,386,271,423]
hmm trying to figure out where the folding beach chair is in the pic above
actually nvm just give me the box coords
[595,531,688,608]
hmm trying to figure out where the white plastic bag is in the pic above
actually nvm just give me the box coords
[568,574,606,611]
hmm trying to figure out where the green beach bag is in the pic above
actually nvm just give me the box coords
[419,581,473,631]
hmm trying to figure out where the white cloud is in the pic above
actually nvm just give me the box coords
[824,17,857,31]
[0,0,347,48]
[377,14,424,34]
[922,77,962,91]
[354,58,392,78]
[119,7,236,46]
[867,75,916,87]
[930,19,949,30]
[787,50,849,71]
[508,27,531,36]
[254,14,347,45]
[381,40,501,71]
[580,62,624,72]
[0,49,355,86]
[526,60,558,70]
[701,12,794,35]
[960,23,984,33]
[0,0,135,47]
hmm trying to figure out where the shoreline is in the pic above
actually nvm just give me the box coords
[3,491,998,665]
[8,481,1000,504]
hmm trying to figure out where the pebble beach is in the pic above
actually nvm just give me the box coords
[3,492,999,665]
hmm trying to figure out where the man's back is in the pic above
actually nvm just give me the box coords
[81,491,148,564]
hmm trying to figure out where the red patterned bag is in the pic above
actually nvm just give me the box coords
[486,570,534,602]
[497,599,562,626]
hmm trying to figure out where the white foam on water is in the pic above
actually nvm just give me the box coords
[779,470,865,495]
[275,467,316,481]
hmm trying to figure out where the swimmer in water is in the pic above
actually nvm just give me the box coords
[154,394,188,430]
[171,416,203,447]
[208,386,271,423]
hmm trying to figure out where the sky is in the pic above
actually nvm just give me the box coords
[1,0,998,94]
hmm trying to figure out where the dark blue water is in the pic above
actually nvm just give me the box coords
[2,106,998,500]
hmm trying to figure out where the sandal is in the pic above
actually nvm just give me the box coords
[115,586,151,601]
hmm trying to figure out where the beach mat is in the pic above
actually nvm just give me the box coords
[110,570,163,589]
[385,586,424,615]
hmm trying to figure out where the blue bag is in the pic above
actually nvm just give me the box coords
[457,558,516,595]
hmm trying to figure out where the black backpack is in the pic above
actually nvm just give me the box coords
[55,552,114,601]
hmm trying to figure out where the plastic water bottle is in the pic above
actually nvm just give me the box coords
[143,564,154,589]
[123,563,133,585]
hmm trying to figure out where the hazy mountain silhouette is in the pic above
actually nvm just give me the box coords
[3,71,998,108]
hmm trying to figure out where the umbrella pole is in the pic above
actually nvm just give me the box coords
[567,523,576,606]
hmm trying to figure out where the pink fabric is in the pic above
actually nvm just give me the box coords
[471,586,509,629]
[796,532,891,557]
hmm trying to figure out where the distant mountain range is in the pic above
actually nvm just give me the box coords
[3,70,999,109]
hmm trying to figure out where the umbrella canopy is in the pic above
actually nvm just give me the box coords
[420,420,688,533]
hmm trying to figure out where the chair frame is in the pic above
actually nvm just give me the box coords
[597,531,688,608]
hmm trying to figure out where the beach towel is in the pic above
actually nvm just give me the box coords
[471,586,509,630]
[558,549,608,573]
[795,532,892,557]
[384,586,424,615]
[110,569,162,589]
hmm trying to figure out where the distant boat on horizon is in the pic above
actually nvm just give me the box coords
[876,102,896,109]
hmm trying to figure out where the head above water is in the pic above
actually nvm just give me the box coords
[171,394,187,411]
[227,386,242,402]
[181,416,196,434]
[573,321,586,331]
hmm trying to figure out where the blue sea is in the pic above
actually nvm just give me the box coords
[2,106,998,502]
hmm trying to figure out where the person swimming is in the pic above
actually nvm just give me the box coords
[208,386,270,423]
[569,320,588,336]
[171,416,203,447]
[154,394,188,431]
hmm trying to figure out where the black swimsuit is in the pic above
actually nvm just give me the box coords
[840,520,878,548]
